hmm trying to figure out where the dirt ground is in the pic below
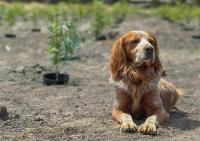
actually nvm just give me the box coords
[0,14,200,141]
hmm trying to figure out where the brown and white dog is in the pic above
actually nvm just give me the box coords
[109,31,182,135]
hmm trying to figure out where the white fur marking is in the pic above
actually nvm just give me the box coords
[109,77,128,92]
[131,30,147,37]
[132,31,155,64]
[147,115,158,126]
[131,30,150,45]
[138,36,152,49]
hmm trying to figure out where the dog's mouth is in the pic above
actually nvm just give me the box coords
[144,51,155,63]
[144,55,154,63]
[146,53,153,59]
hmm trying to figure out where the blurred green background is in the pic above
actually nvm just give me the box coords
[0,0,200,38]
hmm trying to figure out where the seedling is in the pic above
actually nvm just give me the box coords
[4,4,24,38]
[44,20,81,85]
[4,8,16,37]
[91,1,111,39]
[112,1,128,24]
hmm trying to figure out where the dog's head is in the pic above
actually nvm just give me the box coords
[109,31,162,80]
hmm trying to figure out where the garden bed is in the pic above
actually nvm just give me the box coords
[0,5,200,141]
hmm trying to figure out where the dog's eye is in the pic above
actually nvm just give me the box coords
[131,39,140,45]
[148,39,156,47]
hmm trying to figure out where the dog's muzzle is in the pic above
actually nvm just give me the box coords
[145,45,154,59]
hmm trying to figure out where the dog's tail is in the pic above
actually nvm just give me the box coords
[176,88,184,97]
[169,88,184,111]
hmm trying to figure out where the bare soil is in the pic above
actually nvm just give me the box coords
[0,14,200,141]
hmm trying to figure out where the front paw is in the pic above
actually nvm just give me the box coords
[120,121,138,133]
[138,122,156,135]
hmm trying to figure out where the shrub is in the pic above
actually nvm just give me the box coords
[91,0,111,39]
[3,3,24,26]
[47,20,81,79]
[151,4,200,23]
[111,1,130,24]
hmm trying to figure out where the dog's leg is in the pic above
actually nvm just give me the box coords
[112,108,138,133]
[138,92,169,135]
[112,88,138,133]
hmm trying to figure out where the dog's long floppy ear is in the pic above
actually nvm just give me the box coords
[147,32,162,73]
[109,37,127,80]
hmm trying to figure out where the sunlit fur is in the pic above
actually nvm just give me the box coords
[109,31,183,134]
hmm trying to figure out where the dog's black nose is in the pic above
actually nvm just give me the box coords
[145,45,154,53]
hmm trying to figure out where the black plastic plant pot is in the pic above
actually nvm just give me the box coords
[31,28,41,32]
[192,35,200,39]
[67,55,80,61]
[43,73,69,86]
[5,33,16,38]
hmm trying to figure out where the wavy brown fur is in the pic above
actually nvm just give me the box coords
[109,31,183,134]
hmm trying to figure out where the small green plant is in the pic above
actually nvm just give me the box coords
[3,3,24,34]
[28,9,38,27]
[47,20,81,80]
[111,1,129,24]
[4,8,17,32]
[151,4,200,24]
[91,1,111,39]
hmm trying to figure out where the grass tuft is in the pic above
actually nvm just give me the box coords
[150,4,200,23]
